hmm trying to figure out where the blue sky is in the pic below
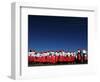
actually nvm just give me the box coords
[28,15,88,52]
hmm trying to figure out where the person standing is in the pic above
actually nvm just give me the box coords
[77,49,82,64]
[82,50,88,64]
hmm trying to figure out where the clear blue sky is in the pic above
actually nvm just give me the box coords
[28,15,88,52]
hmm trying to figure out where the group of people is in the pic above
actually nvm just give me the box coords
[28,49,88,65]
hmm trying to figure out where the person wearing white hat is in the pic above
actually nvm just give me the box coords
[42,52,47,64]
[51,52,56,64]
[82,50,88,64]
[38,52,43,64]
[70,52,75,64]
[77,49,82,64]
[63,51,67,64]
[67,52,70,57]
[73,52,77,64]
[67,52,71,64]
[61,50,65,63]
[54,51,59,64]
[65,52,69,64]
[34,52,38,64]
[59,50,64,64]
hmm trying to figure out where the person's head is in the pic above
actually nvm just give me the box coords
[29,49,32,52]
[44,51,47,56]
[32,50,36,54]
[73,52,76,56]
[40,52,43,56]
[67,52,70,57]
[82,50,86,54]
[46,51,49,56]
[62,50,65,56]
[77,49,81,53]
[64,51,67,56]
[85,54,87,57]
[71,52,73,56]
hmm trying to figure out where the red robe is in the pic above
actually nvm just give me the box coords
[49,56,52,63]
[59,55,63,62]
[51,55,56,64]
[71,56,75,63]
[68,56,71,63]
[77,54,81,61]
[63,56,66,62]
[28,56,32,63]
[46,56,48,63]
[66,56,69,62]
[42,56,46,63]
[55,56,59,63]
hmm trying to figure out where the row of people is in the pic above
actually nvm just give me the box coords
[28,49,88,64]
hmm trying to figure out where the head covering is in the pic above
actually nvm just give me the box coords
[78,49,81,53]
[83,50,86,54]
[67,52,70,56]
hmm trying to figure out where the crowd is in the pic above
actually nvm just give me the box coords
[28,49,88,65]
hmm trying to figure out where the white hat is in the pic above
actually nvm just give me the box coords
[29,52,35,56]
[67,52,70,56]
[83,50,86,54]
[36,53,40,57]
[64,52,67,56]
[55,52,59,56]
[78,49,81,53]
[28,52,31,56]
[71,52,74,56]
[51,52,54,55]
[73,52,76,55]
[46,52,49,56]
